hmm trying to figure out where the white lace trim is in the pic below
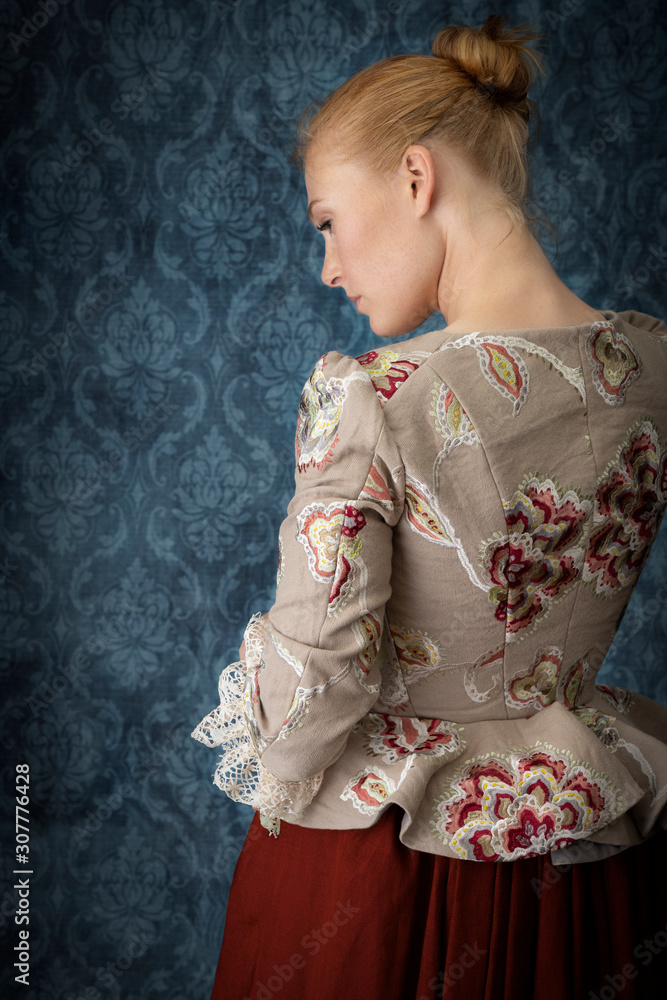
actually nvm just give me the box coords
[191,613,323,834]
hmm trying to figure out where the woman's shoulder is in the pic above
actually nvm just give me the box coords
[311,327,449,409]
[616,308,667,342]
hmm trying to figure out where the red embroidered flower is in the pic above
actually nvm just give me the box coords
[341,768,396,815]
[506,648,589,712]
[585,323,641,406]
[355,349,422,404]
[481,477,591,637]
[362,713,464,764]
[434,749,616,861]
[584,420,667,594]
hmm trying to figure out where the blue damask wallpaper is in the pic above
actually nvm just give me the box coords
[1,0,665,996]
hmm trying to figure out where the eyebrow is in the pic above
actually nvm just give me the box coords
[307,199,322,222]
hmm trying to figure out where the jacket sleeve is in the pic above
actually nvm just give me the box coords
[191,350,404,830]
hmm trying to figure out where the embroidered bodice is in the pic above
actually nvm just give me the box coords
[193,309,667,864]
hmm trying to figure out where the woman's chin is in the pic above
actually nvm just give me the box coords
[369,316,417,339]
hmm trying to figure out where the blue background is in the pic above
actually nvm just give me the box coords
[1,0,665,997]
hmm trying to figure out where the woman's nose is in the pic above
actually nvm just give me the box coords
[321,243,342,287]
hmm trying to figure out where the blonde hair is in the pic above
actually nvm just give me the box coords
[291,14,551,236]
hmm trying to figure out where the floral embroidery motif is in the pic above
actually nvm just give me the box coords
[574,708,619,750]
[355,349,426,406]
[296,501,367,613]
[585,322,641,406]
[341,767,396,815]
[431,378,478,459]
[584,419,667,595]
[351,612,383,692]
[432,747,620,861]
[295,357,347,472]
[597,684,634,715]
[505,647,589,712]
[359,713,465,765]
[390,623,442,684]
[480,476,592,638]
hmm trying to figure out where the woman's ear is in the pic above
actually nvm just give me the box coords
[401,145,436,218]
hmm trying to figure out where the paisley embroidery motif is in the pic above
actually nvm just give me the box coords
[431,378,478,459]
[296,501,367,613]
[354,348,427,406]
[341,767,396,815]
[404,476,456,546]
[464,647,504,703]
[477,341,528,415]
[585,322,641,405]
[405,476,489,591]
[440,333,586,414]
[505,647,590,711]
[584,419,667,595]
[390,623,441,684]
[480,476,592,638]
[359,461,399,515]
[375,627,413,715]
[358,713,465,765]
[351,612,383,692]
[574,708,619,750]
[597,684,635,715]
[295,357,347,472]
[296,501,344,584]
[432,746,621,861]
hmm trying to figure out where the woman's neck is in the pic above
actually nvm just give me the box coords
[435,210,603,334]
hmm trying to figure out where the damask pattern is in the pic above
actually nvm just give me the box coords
[0,0,665,995]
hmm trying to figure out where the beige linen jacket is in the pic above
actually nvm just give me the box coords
[193,309,667,865]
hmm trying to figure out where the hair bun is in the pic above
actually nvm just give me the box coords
[432,13,544,106]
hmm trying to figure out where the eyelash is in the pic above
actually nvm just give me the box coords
[317,220,332,233]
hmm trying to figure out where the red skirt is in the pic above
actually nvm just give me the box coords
[210,806,667,1000]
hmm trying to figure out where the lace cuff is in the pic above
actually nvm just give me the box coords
[191,613,324,836]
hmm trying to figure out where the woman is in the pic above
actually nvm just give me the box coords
[193,14,667,999]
